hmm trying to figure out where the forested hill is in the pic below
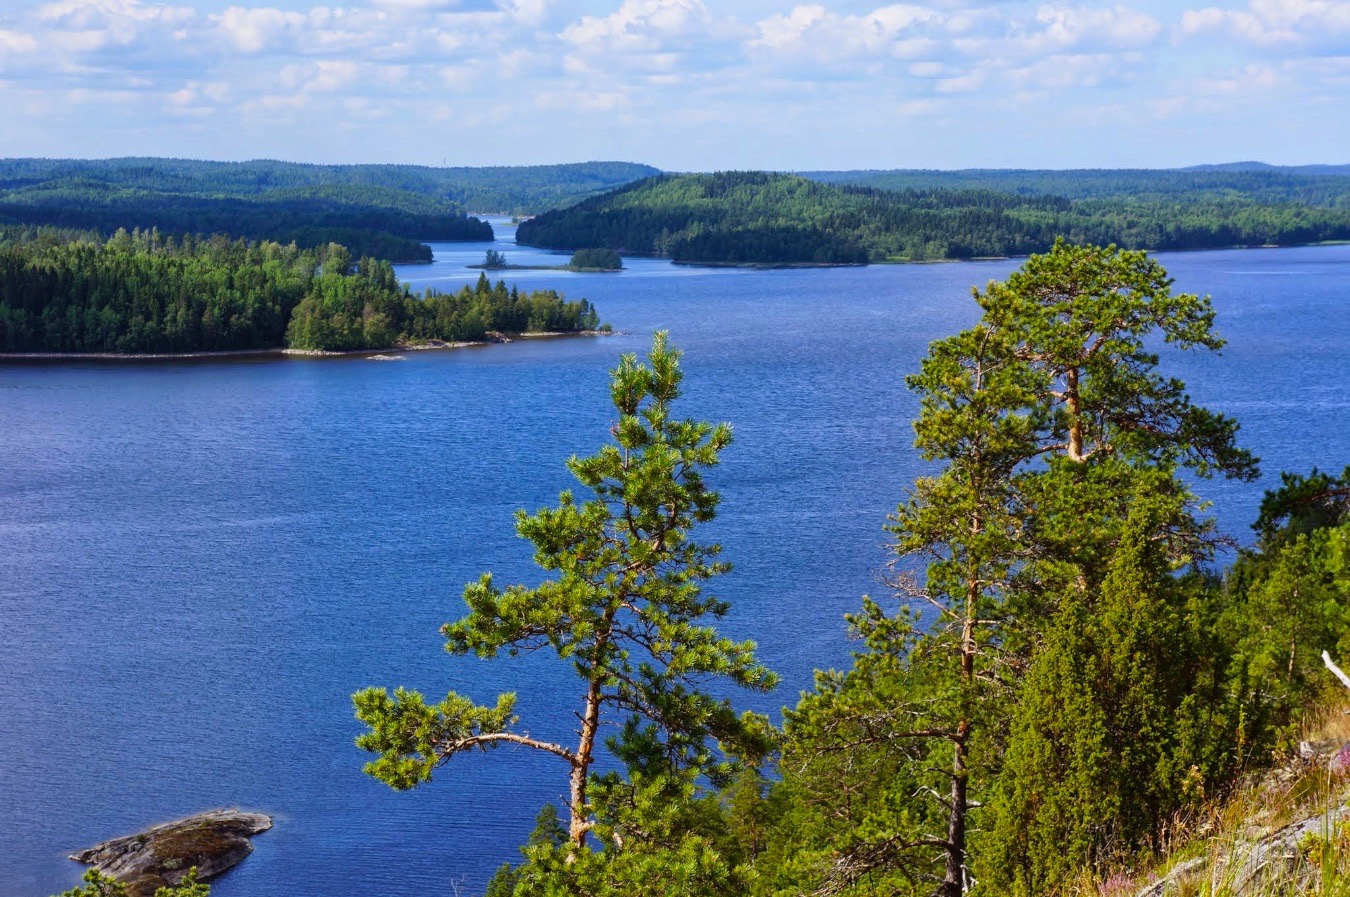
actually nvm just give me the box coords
[0,158,659,215]
[802,165,1350,206]
[0,158,660,264]
[0,178,490,263]
[515,170,1350,264]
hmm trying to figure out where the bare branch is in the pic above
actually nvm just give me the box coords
[1323,651,1350,691]
[443,732,578,766]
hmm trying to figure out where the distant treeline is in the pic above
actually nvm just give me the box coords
[803,164,1350,207]
[0,177,492,262]
[0,157,659,219]
[0,228,600,354]
[516,171,1350,264]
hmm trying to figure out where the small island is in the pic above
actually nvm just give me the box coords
[468,247,623,273]
[71,809,273,897]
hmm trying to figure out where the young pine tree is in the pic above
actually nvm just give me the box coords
[353,332,776,856]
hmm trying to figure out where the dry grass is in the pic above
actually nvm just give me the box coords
[1073,702,1350,897]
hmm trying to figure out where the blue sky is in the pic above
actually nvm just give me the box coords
[0,0,1345,170]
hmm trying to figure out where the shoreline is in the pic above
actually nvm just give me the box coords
[0,330,613,363]
[670,259,867,269]
[467,264,621,273]
[515,239,1350,270]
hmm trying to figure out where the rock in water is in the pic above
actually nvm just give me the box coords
[71,809,272,896]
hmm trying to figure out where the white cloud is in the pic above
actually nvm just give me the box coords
[563,0,717,50]
[558,0,746,78]
[1026,4,1161,52]
[935,69,984,92]
[211,6,305,54]
[1004,50,1148,89]
[0,30,41,54]
[535,87,630,113]
[750,4,942,60]
[1180,0,1350,50]
[36,0,194,30]
[748,3,1159,73]
[0,0,1344,169]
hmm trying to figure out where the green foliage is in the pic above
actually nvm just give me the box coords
[507,766,751,897]
[0,231,600,354]
[53,868,208,897]
[353,333,775,854]
[767,599,959,895]
[1222,507,1350,742]
[286,269,600,350]
[483,804,569,897]
[567,248,623,270]
[1254,466,1350,544]
[482,249,508,269]
[517,171,1350,265]
[0,176,489,262]
[767,242,1257,896]
[0,229,314,352]
[970,238,1258,478]
[518,172,873,264]
[0,158,660,242]
[985,485,1248,894]
[806,165,1350,207]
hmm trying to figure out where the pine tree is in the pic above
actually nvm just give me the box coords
[353,332,776,851]
[774,241,1256,896]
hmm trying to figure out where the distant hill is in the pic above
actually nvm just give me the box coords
[1182,161,1350,176]
[0,158,661,261]
[0,158,661,215]
[516,170,1350,265]
[801,166,1350,207]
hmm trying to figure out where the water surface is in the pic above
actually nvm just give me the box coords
[2,231,1346,896]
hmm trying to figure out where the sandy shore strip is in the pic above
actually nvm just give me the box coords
[0,331,615,362]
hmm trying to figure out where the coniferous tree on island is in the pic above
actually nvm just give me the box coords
[0,229,601,353]
[568,248,623,270]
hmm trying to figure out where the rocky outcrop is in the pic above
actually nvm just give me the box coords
[1134,797,1350,897]
[72,809,272,897]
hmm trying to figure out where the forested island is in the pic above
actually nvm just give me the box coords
[470,248,623,272]
[515,170,1350,264]
[0,228,601,355]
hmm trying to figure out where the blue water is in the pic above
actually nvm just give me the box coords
[1,228,1347,896]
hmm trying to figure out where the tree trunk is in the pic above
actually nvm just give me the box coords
[1065,366,1085,462]
[567,674,604,846]
[940,723,969,897]
[939,546,979,896]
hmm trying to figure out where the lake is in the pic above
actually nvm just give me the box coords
[2,225,1347,896]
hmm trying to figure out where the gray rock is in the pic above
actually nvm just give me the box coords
[1133,856,1206,897]
[1133,798,1349,897]
[71,809,272,896]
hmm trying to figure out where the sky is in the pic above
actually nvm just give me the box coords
[0,0,1346,170]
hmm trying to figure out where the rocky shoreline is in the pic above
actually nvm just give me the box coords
[72,809,272,897]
